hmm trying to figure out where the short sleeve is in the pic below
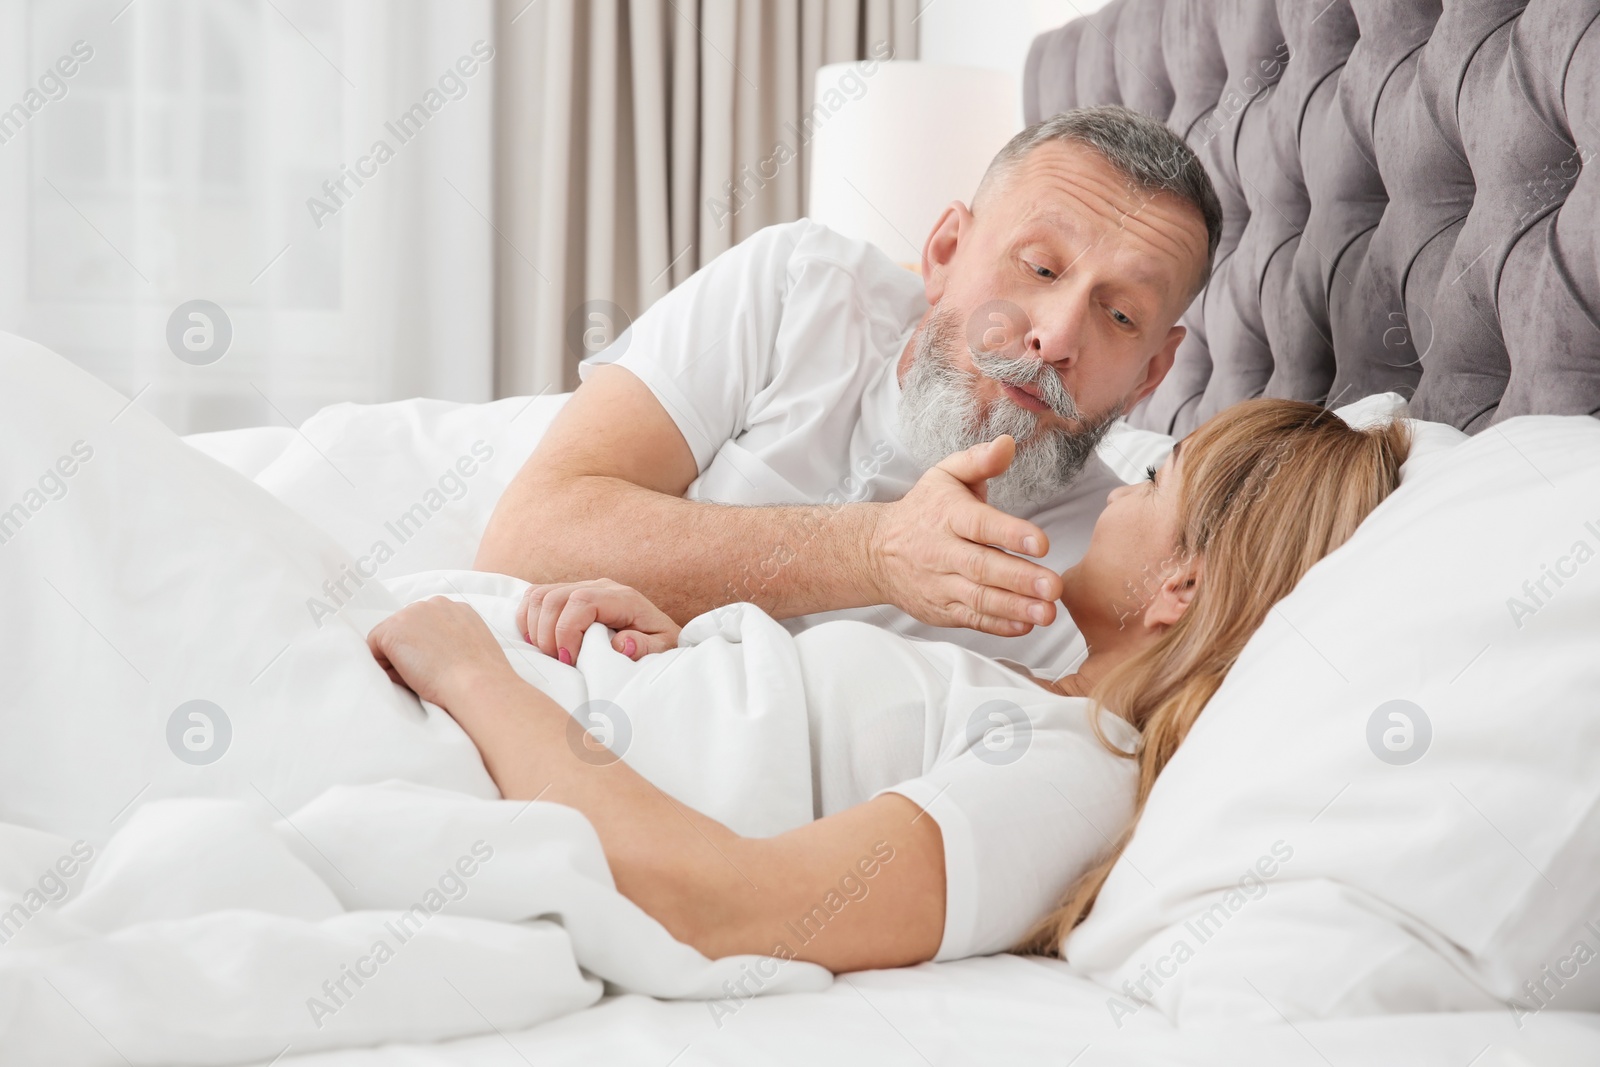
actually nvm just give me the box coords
[579,221,809,474]
[878,697,1138,961]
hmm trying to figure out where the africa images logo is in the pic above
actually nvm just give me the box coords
[1366,699,1431,766]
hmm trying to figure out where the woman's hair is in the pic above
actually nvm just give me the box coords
[1016,398,1410,956]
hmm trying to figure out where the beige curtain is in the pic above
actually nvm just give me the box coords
[492,0,920,397]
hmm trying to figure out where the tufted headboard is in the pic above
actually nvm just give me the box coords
[1024,0,1600,434]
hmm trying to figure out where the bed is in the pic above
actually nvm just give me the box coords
[5,1,1600,1063]
[248,960,1600,1066]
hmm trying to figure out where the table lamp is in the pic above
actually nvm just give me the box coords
[807,61,1021,270]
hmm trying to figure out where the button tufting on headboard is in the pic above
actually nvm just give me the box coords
[1024,0,1600,433]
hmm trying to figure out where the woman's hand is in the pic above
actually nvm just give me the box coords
[518,578,682,664]
[368,596,517,708]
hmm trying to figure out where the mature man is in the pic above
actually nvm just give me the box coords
[476,105,1221,670]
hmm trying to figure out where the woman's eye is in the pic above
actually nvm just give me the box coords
[1028,261,1056,280]
[1145,464,1158,484]
[1110,308,1133,327]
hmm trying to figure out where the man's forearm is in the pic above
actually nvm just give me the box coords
[476,473,888,623]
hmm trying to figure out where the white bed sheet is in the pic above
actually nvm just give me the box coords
[269,954,1600,1066]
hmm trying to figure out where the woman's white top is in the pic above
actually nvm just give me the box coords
[421,579,1141,963]
[788,613,1139,960]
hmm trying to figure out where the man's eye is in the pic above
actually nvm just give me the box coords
[1028,261,1056,280]
[1110,308,1134,327]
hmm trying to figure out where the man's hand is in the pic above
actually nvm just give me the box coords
[519,578,684,663]
[865,436,1064,636]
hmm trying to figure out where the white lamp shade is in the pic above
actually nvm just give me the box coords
[807,61,1020,267]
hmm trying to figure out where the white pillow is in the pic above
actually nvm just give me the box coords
[0,333,497,845]
[1068,412,1600,1024]
[185,393,567,572]
[1328,390,1408,427]
[1334,391,1469,477]
[1098,420,1177,485]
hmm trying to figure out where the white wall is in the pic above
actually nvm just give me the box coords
[917,0,1115,104]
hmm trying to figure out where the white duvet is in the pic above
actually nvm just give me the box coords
[0,335,830,1065]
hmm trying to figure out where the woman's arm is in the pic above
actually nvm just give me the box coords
[368,598,946,972]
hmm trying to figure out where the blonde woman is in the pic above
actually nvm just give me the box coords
[368,399,1409,972]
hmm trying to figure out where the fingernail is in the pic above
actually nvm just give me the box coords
[558,647,571,666]
[1011,621,1028,633]
[1030,603,1050,624]
[1023,536,1042,555]
[524,632,532,644]
[1034,577,1052,597]
[623,636,636,657]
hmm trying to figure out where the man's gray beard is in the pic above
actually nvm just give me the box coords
[897,306,1121,515]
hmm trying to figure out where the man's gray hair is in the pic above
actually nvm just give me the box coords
[976,105,1224,292]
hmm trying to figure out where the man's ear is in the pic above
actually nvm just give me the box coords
[921,201,971,305]
[1129,324,1184,409]
[1143,552,1202,631]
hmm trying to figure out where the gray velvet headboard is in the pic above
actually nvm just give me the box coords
[1024,0,1600,434]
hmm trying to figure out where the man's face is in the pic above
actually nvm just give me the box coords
[898,141,1210,513]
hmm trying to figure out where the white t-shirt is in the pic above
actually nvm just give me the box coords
[580,218,1124,675]
[786,615,1138,960]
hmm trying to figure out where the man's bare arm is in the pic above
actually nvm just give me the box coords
[474,365,1063,634]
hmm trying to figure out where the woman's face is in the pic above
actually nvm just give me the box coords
[1060,444,1188,640]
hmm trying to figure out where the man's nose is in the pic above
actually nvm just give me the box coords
[1022,300,1086,369]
